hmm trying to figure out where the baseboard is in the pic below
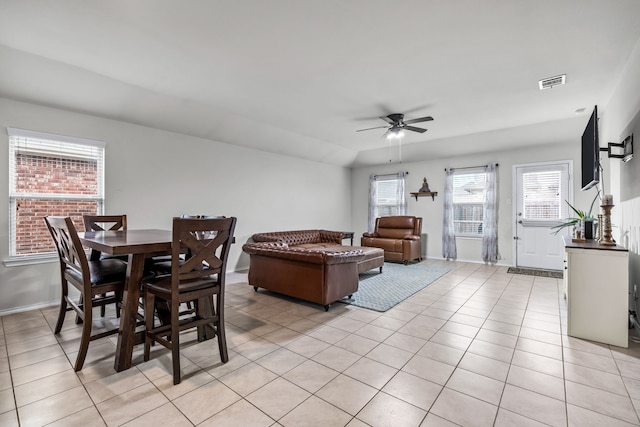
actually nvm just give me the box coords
[0,300,58,317]
[422,255,510,267]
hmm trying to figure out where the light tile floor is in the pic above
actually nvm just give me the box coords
[2,262,640,426]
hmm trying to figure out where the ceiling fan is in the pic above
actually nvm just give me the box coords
[356,113,434,139]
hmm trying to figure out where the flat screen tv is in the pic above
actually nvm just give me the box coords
[581,106,600,191]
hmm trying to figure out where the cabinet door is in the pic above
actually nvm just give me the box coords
[563,251,568,300]
[567,248,628,347]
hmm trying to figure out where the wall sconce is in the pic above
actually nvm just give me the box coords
[601,134,633,162]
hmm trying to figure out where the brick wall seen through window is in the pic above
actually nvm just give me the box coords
[9,129,104,257]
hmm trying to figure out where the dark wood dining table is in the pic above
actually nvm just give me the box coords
[78,229,173,372]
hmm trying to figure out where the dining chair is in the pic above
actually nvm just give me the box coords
[44,216,126,371]
[82,214,127,261]
[83,214,128,317]
[142,216,237,384]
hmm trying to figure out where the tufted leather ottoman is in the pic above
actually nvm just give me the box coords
[355,246,384,274]
[321,245,384,274]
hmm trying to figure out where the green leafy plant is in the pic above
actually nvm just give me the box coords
[551,190,600,235]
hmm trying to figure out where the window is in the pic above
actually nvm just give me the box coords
[8,128,104,259]
[521,170,562,221]
[368,172,406,232]
[452,170,487,236]
[375,177,405,217]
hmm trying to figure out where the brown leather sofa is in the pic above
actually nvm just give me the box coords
[250,230,384,274]
[242,230,382,310]
[361,216,423,264]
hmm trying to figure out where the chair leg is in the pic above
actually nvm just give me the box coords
[115,290,122,318]
[74,295,93,371]
[216,295,228,363]
[75,294,84,324]
[143,290,155,362]
[171,300,181,385]
[100,293,107,317]
[54,281,69,334]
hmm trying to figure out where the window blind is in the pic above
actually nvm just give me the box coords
[7,128,105,257]
[522,170,561,220]
[452,171,486,236]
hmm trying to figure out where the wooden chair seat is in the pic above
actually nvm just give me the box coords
[66,259,128,286]
[145,275,220,295]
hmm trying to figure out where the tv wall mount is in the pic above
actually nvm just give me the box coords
[600,134,633,162]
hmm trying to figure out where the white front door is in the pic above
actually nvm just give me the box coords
[514,161,571,270]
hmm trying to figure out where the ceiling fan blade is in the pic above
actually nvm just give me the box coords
[356,125,390,132]
[404,116,434,125]
[404,125,427,133]
[379,115,396,124]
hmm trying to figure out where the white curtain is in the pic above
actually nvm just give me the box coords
[442,168,457,260]
[368,174,377,233]
[396,171,408,215]
[482,163,500,264]
[368,172,407,233]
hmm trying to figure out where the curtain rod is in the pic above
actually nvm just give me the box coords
[372,171,409,178]
[444,163,498,171]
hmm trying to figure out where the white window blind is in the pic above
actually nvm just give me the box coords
[375,176,404,217]
[377,179,396,215]
[522,170,561,220]
[7,128,105,258]
[452,171,486,236]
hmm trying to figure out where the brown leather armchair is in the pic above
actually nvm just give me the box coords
[361,216,423,264]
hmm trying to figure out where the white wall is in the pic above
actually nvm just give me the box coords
[350,138,583,265]
[600,37,640,314]
[0,97,352,314]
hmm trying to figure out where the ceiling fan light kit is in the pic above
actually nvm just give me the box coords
[387,128,405,139]
[356,112,434,162]
[356,113,434,138]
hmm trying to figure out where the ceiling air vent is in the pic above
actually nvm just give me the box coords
[539,74,566,90]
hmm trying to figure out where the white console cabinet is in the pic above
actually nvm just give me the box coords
[564,237,629,348]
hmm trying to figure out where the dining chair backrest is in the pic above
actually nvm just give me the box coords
[83,215,128,261]
[45,216,91,291]
[83,214,127,232]
[170,216,236,288]
[180,215,223,240]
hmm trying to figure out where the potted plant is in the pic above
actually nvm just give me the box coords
[551,190,600,239]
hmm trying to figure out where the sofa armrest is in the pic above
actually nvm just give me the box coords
[362,232,378,238]
[403,235,421,241]
[251,233,283,243]
[243,243,363,265]
[244,243,324,264]
[319,230,344,244]
[315,248,365,264]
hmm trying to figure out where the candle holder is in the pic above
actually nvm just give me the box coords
[596,213,604,243]
[600,204,616,246]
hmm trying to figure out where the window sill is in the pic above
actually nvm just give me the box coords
[455,234,483,239]
[3,253,58,267]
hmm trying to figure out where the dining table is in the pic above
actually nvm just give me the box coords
[78,229,189,372]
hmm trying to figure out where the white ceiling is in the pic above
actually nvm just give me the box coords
[1,0,640,167]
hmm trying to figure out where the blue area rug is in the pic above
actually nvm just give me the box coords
[340,261,453,312]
